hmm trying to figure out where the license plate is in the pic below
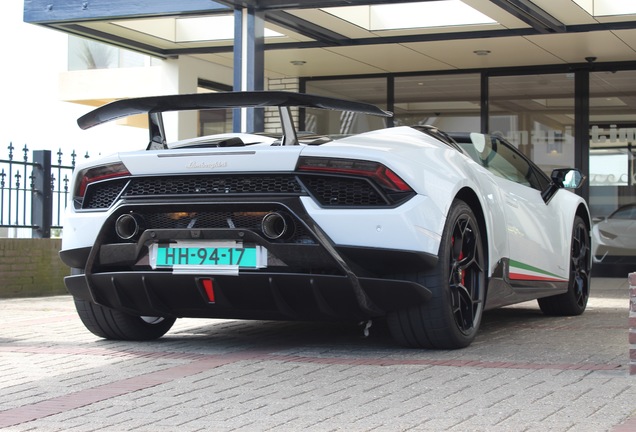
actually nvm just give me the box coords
[149,242,265,274]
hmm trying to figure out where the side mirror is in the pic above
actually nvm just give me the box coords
[550,168,585,189]
[542,168,586,203]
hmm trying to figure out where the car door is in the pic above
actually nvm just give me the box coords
[483,137,570,283]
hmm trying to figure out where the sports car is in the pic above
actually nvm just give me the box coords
[592,203,636,265]
[60,91,591,349]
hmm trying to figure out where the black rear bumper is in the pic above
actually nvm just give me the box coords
[62,198,437,321]
[65,270,432,321]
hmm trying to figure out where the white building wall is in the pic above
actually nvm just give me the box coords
[60,48,301,139]
[60,54,234,141]
[265,77,300,134]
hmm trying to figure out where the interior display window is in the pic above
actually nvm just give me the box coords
[488,73,575,177]
[304,78,388,135]
[394,74,480,132]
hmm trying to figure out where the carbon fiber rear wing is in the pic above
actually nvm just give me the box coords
[77,91,392,149]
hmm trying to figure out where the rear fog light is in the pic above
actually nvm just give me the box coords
[200,278,215,303]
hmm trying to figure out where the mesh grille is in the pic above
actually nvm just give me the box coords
[83,179,128,209]
[142,211,263,230]
[299,176,387,206]
[137,210,313,243]
[125,175,302,196]
[81,173,397,209]
[82,175,303,209]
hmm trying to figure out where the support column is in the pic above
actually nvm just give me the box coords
[575,70,590,202]
[233,7,265,133]
[481,72,489,134]
[32,150,52,239]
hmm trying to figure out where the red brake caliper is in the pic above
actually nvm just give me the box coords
[452,236,465,286]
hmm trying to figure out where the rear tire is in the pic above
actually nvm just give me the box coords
[73,297,176,340]
[387,199,486,349]
[538,215,590,316]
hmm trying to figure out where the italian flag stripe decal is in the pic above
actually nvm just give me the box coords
[509,260,568,282]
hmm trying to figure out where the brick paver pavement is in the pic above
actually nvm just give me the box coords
[0,277,634,431]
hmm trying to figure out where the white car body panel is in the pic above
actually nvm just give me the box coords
[299,194,445,256]
[491,176,571,281]
[120,146,304,175]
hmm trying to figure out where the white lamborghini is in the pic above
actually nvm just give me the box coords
[60,91,591,349]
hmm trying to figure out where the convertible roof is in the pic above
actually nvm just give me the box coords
[77,91,392,130]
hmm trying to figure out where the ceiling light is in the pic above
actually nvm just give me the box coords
[322,1,496,31]
[290,60,306,66]
[573,0,636,17]
[473,50,491,56]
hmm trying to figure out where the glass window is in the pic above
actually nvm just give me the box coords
[394,74,480,131]
[196,82,233,136]
[487,138,532,187]
[589,70,636,217]
[459,135,547,191]
[489,73,575,177]
[304,78,388,135]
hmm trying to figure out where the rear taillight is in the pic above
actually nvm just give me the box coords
[75,162,131,199]
[296,156,412,193]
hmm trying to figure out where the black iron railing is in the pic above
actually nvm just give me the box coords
[0,143,89,238]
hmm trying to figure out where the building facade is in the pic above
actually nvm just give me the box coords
[25,0,636,271]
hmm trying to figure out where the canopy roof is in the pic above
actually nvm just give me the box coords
[24,0,636,76]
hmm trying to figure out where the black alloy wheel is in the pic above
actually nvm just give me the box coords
[387,199,486,349]
[538,215,590,316]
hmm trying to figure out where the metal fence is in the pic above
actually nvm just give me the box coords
[0,143,89,238]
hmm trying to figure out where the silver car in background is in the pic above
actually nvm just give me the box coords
[592,203,636,265]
